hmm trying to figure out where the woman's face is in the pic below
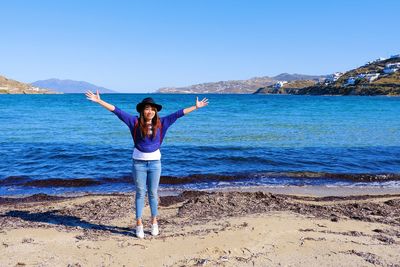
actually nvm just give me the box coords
[143,105,156,121]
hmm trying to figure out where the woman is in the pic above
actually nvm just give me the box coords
[85,90,208,238]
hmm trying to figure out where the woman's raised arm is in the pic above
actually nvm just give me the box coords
[183,97,209,115]
[85,90,115,112]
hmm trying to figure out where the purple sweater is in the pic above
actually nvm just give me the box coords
[112,106,185,152]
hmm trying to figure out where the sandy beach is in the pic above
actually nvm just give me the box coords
[1,189,399,267]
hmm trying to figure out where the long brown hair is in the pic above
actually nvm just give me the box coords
[138,106,161,139]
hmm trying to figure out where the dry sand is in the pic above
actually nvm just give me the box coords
[0,189,399,267]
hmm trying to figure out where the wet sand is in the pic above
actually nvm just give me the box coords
[0,189,399,266]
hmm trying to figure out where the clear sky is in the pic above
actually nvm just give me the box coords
[1,0,399,93]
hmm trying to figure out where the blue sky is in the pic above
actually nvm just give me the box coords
[1,0,399,93]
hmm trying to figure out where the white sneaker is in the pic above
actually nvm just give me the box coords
[151,224,159,236]
[136,225,144,239]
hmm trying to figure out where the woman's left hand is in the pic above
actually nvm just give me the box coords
[196,97,209,109]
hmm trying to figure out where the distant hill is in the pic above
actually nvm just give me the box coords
[31,79,118,93]
[272,73,324,82]
[157,73,325,94]
[0,75,58,94]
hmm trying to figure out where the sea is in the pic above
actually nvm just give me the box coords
[1,94,400,196]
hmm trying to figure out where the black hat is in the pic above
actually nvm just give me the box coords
[136,97,162,113]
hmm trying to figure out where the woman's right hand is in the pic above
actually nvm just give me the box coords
[85,90,101,103]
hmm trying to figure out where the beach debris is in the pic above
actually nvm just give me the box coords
[373,228,400,238]
[373,235,396,245]
[75,235,85,240]
[197,258,209,265]
[21,238,34,243]
[240,222,248,227]
[301,237,326,242]
[131,243,147,249]
[342,250,384,266]
[176,191,400,227]
[298,228,315,232]
[384,199,400,206]
[219,255,229,262]
[330,217,339,222]
[184,257,210,266]
[347,231,364,237]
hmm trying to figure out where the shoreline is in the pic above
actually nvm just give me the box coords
[1,184,400,200]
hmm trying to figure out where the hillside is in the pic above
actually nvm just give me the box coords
[255,55,400,96]
[254,80,318,94]
[157,74,325,94]
[31,79,117,93]
[328,56,400,95]
[0,75,58,94]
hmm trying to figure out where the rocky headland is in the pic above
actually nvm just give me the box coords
[0,75,59,94]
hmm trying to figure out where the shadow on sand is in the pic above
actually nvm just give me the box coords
[1,210,136,237]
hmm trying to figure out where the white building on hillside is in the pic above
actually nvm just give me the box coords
[273,81,288,89]
[325,72,343,84]
[386,63,400,68]
[368,57,387,64]
[344,77,356,86]
[365,73,380,82]
[384,68,398,74]
[383,63,400,74]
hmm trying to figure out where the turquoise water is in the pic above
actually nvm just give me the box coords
[1,94,399,195]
